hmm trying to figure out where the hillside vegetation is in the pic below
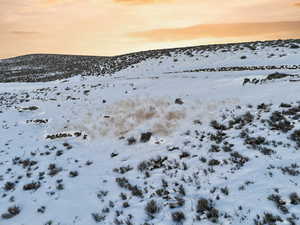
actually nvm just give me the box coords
[0,39,300,225]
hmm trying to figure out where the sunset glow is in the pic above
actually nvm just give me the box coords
[1,0,300,58]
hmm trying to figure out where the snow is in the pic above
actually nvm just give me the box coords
[0,41,300,225]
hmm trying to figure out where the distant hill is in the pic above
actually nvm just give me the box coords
[0,39,299,82]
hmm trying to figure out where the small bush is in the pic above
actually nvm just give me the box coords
[197,198,211,213]
[210,120,227,130]
[290,193,300,205]
[127,137,136,145]
[280,103,292,108]
[268,111,293,132]
[281,164,300,176]
[207,208,219,223]
[196,198,219,222]
[91,213,106,223]
[37,206,46,214]
[230,151,249,168]
[208,159,220,166]
[210,131,227,144]
[171,211,185,223]
[266,72,289,80]
[179,151,190,159]
[113,166,133,174]
[244,136,266,149]
[290,130,300,147]
[48,164,62,176]
[267,194,288,214]
[123,202,130,208]
[221,187,229,195]
[23,181,41,191]
[145,200,160,217]
[69,171,79,177]
[115,177,143,198]
[1,206,21,219]
[3,182,15,191]
[169,197,185,209]
[262,213,282,224]
[140,132,152,143]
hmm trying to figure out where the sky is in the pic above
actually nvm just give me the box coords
[1,0,300,58]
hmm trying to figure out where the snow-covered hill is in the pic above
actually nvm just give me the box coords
[1,40,300,225]
[1,39,300,82]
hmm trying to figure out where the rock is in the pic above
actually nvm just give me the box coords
[243,78,250,86]
[111,153,118,158]
[175,98,184,105]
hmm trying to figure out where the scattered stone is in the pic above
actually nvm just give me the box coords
[175,98,184,105]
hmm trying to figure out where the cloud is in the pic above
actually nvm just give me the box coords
[114,0,173,5]
[130,21,300,41]
[43,0,77,5]
[44,0,64,4]
[10,31,40,36]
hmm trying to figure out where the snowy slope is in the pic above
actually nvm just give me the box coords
[0,40,300,225]
[1,39,300,82]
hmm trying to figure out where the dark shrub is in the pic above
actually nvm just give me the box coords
[244,136,266,149]
[113,166,133,174]
[171,211,185,223]
[197,198,211,213]
[1,206,20,219]
[210,131,227,144]
[145,200,160,217]
[207,208,219,223]
[4,182,15,191]
[281,164,300,176]
[230,152,249,169]
[127,137,136,145]
[175,98,184,105]
[23,181,41,191]
[210,120,227,130]
[280,103,292,108]
[290,44,299,49]
[69,171,79,177]
[208,159,220,166]
[266,72,289,80]
[268,194,288,214]
[268,111,293,132]
[290,130,300,147]
[115,177,143,198]
[140,132,152,143]
[290,193,300,205]
[47,163,62,177]
[263,213,283,224]
[91,213,105,223]
[179,151,190,159]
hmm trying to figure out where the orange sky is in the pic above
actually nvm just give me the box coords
[1,0,300,58]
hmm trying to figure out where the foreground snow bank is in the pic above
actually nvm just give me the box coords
[0,43,300,225]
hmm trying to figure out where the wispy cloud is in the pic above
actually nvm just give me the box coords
[43,0,77,5]
[114,0,173,5]
[1,0,300,58]
[10,31,40,36]
[130,21,300,41]
[294,2,300,7]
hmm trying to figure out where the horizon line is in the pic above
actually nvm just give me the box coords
[1,38,299,61]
